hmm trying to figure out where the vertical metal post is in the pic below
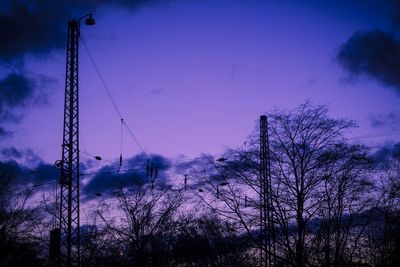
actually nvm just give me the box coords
[59,20,80,267]
[260,115,275,267]
[184,174,187,190]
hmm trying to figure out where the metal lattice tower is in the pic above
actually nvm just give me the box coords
[259,115,275,267]
[59,20,80,267]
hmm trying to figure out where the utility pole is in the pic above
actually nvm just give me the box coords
[259,115,275,267]
[52,15,95,267]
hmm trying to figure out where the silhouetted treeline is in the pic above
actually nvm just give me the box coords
[0,102,399,266]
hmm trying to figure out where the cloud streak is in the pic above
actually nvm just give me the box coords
[369,111,400,129]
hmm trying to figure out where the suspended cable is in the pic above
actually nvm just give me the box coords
[80,37,146,154]
[346,130,400,140]
[123,121,146,153]
[81,38,123,120]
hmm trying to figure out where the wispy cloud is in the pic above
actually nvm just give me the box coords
[369,111,400,129]
[149,87,164,95]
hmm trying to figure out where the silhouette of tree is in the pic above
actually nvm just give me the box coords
[173,213,255,266]
[193,102,377,267]
[310,144,373,267]
[97,185,183,266]
[368,151,400,267]
[0,162,44,266]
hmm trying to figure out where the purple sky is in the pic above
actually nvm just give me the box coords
[1,0,400,168]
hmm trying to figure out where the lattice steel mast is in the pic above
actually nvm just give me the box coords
[260,115,276,267]
[54,15,95,267]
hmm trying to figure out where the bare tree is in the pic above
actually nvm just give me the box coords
[173,212,256,266]
[190,150,263,260]
[309,144,373,267]
[0,162,44,266]
[368,150,400,267]
[97,185,183,266]
[265,102,359,267]
[192,102,377,267]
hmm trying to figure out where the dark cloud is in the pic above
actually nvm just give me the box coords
[82,153,171,200]
[372,143,400,168]
[0,147,58,188]
[125,153,171,170]
[0,0,170,61]
[0,2,67,61]
[1,147,42,164]
[0,126,11,137]
[0,72,55,134]
[0,160,56,188]
[0,0,168,134]
[1,147,23,158]
[82,168,144,200]
[392,0,400,30]
[0,73,35,113]
[369,112,400,128]
[173,156,212,175]
[28,162,58,185]
[337,29,400,90]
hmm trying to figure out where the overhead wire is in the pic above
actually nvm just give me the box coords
[81,38,123,120]
[80,37,146,156]
[123,122,146,153]
[24,129,400,179]
[26,155,212,176]
[17,127,400,209]
[346,130,400,140]
[69,38,400,182]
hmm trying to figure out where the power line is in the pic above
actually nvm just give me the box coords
[26,129,400,177]
[346,130,400,140]
[80,37,146,154]
[123,122,146,153]
[81,38,123,120]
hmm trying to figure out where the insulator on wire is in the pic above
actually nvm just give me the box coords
[117,154,122,172]
[184,175,187,190]
[118,118,123,173]
[146,159,150,179]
